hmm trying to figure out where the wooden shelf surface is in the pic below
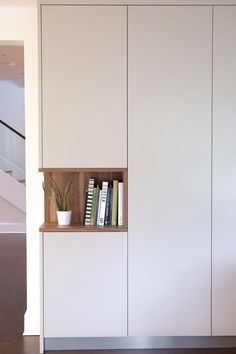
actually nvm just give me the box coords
[40,223,128,232]
[39,167,127,172]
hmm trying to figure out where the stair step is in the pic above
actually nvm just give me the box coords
[3,170,26,184]
[0,169,26,213]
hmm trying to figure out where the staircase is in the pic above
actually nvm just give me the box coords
[0,119,26,233]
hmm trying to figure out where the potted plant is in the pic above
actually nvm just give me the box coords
[48,177,73,226]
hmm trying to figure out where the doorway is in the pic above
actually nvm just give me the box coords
[0,43,26,336]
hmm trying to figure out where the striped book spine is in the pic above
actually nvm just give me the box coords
[84,178,95,226]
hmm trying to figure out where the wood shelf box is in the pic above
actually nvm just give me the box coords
[40,168,128,231]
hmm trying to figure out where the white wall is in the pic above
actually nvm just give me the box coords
[0,195,25,223]
[0,168,26,212]
[0,80,25,174]
[0,195,26,233]
[0,6,43,334]
[0,80,25,135]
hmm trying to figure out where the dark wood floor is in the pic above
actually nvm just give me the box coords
[1,233,236,353]
[0,233,26,336]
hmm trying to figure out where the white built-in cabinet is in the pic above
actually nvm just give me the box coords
[128,6,212,336]
[41,5,127,168]
[212,6,236,335]
[43,232,127,337]
[39,1,236,348]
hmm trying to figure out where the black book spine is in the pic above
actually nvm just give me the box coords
[104,186,111,226]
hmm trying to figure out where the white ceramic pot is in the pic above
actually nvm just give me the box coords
[57,210,72,226]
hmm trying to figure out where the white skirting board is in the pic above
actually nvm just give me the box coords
[0,222,26,233]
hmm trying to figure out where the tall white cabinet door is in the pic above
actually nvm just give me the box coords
[41,6,127,168]
[212,6,236,336]
[128,6,212,336]
[43,232,127,337]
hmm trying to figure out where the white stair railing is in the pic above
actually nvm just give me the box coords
[0,119,25,183]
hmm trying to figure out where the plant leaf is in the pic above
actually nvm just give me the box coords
[47,176,73,211]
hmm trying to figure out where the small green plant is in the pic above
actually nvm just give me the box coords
[48,177,73,211]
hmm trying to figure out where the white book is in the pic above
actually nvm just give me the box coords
[96,189,102,226]
[97,181,108,226]
[118,182,123,226]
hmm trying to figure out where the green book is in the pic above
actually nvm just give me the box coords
[90,187,97,226]
[111,180,118,226]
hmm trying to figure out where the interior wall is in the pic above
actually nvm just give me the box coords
[0,80,25,135]
[0,81,25,172]
[0,6,43,335]
[0,196,25,223]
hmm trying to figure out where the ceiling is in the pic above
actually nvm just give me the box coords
[0,0,36,5]
[0,46,24,88]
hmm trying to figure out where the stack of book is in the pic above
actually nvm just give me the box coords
[83,178,124,226]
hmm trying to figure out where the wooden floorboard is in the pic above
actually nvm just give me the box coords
[0,336,39,354]
[0,233,26,336]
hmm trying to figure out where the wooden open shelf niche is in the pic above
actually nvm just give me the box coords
[39,168,128,232]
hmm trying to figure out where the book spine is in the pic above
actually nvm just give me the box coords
[104,186,111,226]
[97,181,108,226]
[118,182,123,226]
[96,189,102,226]
[94,185,100,225]
[84,178,95,226]
[90,187,97,226]
[111,180,118,226]
[83,191,88,225]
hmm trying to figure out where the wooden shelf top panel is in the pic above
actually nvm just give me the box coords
[39,168,127,172]
[40,223,128,232]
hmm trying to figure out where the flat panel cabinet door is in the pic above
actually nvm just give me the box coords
[128,6,212,336]
[212,6,236,335]
[41,6,127,168]
[43,232,127,337]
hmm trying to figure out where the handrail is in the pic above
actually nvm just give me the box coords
[0,119,25,140]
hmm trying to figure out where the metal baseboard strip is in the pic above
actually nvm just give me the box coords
[45,336,236,350]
